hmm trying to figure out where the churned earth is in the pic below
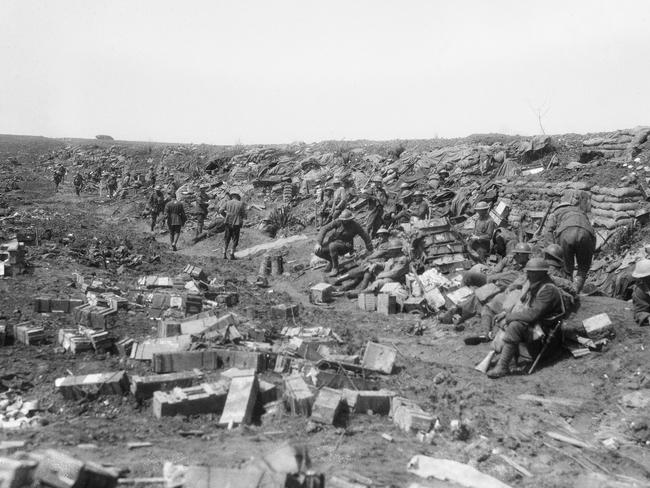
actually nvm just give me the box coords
[0,135,649,488]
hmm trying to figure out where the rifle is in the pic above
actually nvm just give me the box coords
[528,319,563,375]
[532,201,554,240]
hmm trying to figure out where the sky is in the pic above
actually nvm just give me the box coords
[1,0,649,145]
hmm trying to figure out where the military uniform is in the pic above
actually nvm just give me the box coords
[544,202,596,291]
[316,216,373,275]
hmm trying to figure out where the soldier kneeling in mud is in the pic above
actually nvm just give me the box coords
[487,258,567,379]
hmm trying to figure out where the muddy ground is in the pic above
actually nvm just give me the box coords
[1,136,649,488]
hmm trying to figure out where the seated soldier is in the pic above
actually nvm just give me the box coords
[488,258,565,379]
[464,242,531,289]
[333,227,394,291]
[315,209,373,276]
[544,243,578,298]
[631,259,650,326]
[408,191,429,220]
[468,201,496,263]
[360,239,410,293]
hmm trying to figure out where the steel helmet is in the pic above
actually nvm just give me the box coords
[513,242,532,254]
[401,190,413,200]
[474,201,490,211]
[376,227,389,235]
[632,259,650,278]
[413,190,425,197]
[544,243,564,263]
[338,209,354,221]
[388,239,403,251]
[524,258,549,272]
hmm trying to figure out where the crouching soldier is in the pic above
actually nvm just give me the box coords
[632,259,650,326]
[315,209,373,277]
[487,258,565,379]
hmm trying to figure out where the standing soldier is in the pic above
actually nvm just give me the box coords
[331,177,353,220]
[318,186,335,226]
[544,189,596,293]
[192,185,210,238]
[164,191,187,251]
[53,166,64,193]
[146,165,156,187]
[221,191,246,259]
[73,171,84,196]
[147,186,166,232]
[107,172,118,199]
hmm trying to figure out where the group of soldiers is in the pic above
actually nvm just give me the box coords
[145,183,246,256]
[311,181,610,379]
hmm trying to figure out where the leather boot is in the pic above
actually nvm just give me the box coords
[487,342,517,379]
[574,275,585,294]
[328,253,340,277]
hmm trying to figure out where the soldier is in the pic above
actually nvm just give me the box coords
[53,165,64,193]
[360,239,410,292]
[392,191,414,224]
[318,186,335,226]
[469,201,496,262]
[146,165,156,187]
[315,209,374,277]
[147,186,166,232]
[107,172,118,199]
[487,258,565,379]
[631,259,650,326]
[192,186,210,238]
[164,191,187,251]
[331,177,353,220]
[365,176,388,236]
[73,171,84,196]
[221,191,246,259]
[409,191,429,220]
[544,189,596,293]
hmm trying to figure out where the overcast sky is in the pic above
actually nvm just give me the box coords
[1,0,649,145]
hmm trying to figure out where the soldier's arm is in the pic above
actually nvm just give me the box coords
[318,220,336,244]
[506,285,558,324]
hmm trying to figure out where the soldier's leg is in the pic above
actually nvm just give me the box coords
[558,229,576,278]
[488,320,527,378]
[223,224,232,258]
[230,225,241,258]
[574,229,595,292]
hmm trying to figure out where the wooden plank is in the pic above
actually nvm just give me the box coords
[219,375,258,426]
[517,394,583,408]
[547,431,592,449]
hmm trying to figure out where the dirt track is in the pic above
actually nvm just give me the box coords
[1,138,650,488]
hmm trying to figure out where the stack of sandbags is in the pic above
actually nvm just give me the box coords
[581,127,650,159]
[590,185,645,229]
[502,181,591,217]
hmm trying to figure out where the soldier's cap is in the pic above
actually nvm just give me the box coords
[524,258,549,272]
[474,201,490,211]
[338,209,354,221]
[632,259,650,278]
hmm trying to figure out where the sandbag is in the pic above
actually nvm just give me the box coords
[592,186,643,198]
[591,208,635,220]
[592,216,634,229]
[591,193,644,203]
[590,201,639,212]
